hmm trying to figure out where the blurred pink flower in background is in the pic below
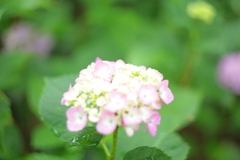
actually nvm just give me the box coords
[218,53,240,95]
[3,22,54,56]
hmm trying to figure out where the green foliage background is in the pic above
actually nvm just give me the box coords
[0,0,240,160]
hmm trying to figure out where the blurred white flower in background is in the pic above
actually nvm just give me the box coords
[186,1,216,24]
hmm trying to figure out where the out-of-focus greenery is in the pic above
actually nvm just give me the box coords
[0,0,240,160]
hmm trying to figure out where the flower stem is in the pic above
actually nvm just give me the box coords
[180,24,201,86]
[109,126,118,160]
[101,140,111,158]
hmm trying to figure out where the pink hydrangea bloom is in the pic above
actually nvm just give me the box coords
[122,108,142,126]
[66,106,87,132]
[93,58,115,82]
[104,91,127,112]
[93,62,114,81]
[138,85,159,105]
[96,111,117,135]
[61,57,174,137]
[218,53,240,95]
[140,107,153,123]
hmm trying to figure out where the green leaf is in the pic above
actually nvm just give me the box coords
[112,86,201,160]
[20,153,64,160]
[123,146,172,160]
[0,92,23,159]
[159,133,190,160]
[208,141,240,160]
[39,75,77,142]
[194,104,222,135]
[114,131,189,160]
[0,92,22,159]
[27,75,45,116]
[0,8,6,21]
[60,147,84,160]
[0,54,31,90]
[158,86,202,139]
[68,127,103,149]
[40,75,103,148]
[81,147,106,160]
[0,124,23,159]
[0,92,11,128]
[31,124,65,150]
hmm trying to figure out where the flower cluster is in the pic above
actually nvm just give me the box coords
[218,53,240,95]
[61,58,174,137]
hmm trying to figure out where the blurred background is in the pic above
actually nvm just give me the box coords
[0,0,240,160]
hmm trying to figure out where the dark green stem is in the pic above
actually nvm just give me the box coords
[109,126,118,160]
[180,23,201,86]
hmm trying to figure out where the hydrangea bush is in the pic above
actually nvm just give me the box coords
[61,58,174,137]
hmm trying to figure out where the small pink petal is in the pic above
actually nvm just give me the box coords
[138,85,159,105]
[104,91,127,112]
[126,92,138,105]
[152,102,162,110]
[124,124,140,137]
[61,97,66,105]
[122,108,141,126]
[104,60,115,67]
[124,126,134,137]
[139,107,153,123]
[66,106,87,132]
[147,68,163,81]
[88,62,96,70]
[93,61,115,81]
[61,84,79,104]
[161,87,174,104]
[79,69,88,75]
[95,57,102,63]
[158,80,174,104]
[158,83,174,104]
[111,73,129,89]
[115,59,125,69]
[129,78,141,92]
[147,111,161,136]
[75,77,81,83]
[159,80,169,87]
[140,66,147,70]
[96,111,117,135]
[147,123,157,137]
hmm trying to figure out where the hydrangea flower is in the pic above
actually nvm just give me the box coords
[217,53,240,95]
[61,58,174,136]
